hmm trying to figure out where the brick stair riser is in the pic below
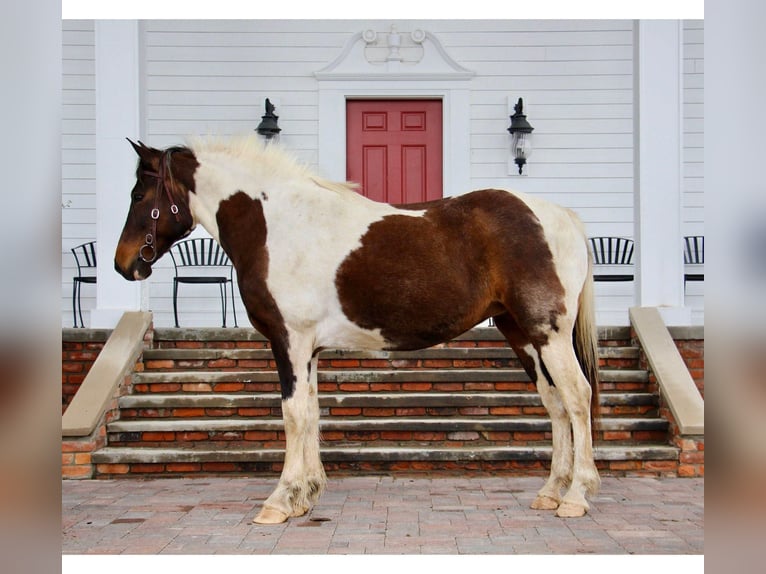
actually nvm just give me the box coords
[94,459,679,478]
[141,347,640,373]
[105,413,668,448]
[130,381,657,396]
[118,403,659,420]
[106,428,669,450]
[130,368,651,396]
[92,444,679,479]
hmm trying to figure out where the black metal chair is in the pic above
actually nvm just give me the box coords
[589,236,635,282]
[169,238,238,328]
[683,235,704,285]
[71,241,97,328]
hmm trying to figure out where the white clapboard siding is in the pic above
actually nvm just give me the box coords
[62,20,96,327]
[61,19,703,327]
[682,20,704,323]
[683,20,704,235]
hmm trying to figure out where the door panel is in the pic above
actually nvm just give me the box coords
[402,145,426,203]
[362,146,387,202]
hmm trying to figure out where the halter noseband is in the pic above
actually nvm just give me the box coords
[139,150,182,263]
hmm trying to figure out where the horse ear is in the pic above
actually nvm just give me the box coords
[127,138,160,169]
[127,138,142,155]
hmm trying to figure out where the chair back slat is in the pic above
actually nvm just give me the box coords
[684,235,704,265]
[171,238,232,270]
[72,241,97,276]
[589,237,634,265]
[169,237,238,328]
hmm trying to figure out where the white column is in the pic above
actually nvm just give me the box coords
[91,20,145,328]
[633,20,691,325]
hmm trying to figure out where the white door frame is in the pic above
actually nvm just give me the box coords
[318,86,470,198]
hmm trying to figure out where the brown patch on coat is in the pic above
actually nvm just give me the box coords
[215,191,295,399]
[335,189,566,350]
[493,312,538,382]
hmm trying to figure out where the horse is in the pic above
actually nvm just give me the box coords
[114,135,601,523]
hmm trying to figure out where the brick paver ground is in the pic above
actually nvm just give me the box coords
[62,475,703,555]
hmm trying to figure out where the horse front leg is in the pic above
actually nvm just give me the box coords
[254,342,326,524]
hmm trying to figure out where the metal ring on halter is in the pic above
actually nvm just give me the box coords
[151,208,160,219]
[139,243,157,263]
[139,232,156,262]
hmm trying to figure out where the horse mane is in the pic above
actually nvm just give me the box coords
[187,134,360,196]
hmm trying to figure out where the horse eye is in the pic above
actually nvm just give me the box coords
[132,194,144,203]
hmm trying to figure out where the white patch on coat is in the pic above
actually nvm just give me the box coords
[507,189,589,327]
[187,137,426,351]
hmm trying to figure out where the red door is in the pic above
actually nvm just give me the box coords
[346,99,443,204]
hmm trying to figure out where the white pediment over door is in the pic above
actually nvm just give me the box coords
[314,26,475,81]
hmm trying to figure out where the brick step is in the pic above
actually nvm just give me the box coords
[131,368,650,395]
[107,415,667,434]
[106,415,668,449]
[142,346,639,371]
[152,325,634,345]
[92,443,680,477]
[118,391,658,418]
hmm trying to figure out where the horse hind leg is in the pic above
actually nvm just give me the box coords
[538,333,600,518]
[493,315,574,511]
[529,347,575,511]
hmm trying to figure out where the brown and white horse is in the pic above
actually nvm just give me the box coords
[114,136,601,523]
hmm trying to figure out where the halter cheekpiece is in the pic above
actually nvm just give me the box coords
[139,150,182,263]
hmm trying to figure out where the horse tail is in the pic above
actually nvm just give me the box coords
[573,233,601,430]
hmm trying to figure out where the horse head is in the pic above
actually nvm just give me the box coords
[114,140,198,280]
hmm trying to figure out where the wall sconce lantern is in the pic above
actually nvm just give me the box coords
[507,97,534,175]
[256,98,281,140]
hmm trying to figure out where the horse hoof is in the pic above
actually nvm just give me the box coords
[531,495,560,510]
[253,506,289,524]
[555,501,587,518]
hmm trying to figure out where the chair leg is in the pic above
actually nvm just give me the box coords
[230,280,238,327]
[72,280,79,328]
[173,279,180,328]
[77,282,85,328]
[220,282,227,328]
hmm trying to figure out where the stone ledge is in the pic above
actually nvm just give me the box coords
[62,328,112,343]
[107,416,668,434]
[118,391,657,410]
[132,368,648,385]
[92,444,679,464]
[62,312,152,437]
[667,325,704,340]
[629,307,704,435]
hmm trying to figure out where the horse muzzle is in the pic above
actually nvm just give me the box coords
[114,257,153,281]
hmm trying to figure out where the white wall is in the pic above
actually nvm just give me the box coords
[683,20,704,322]
[61,19,704,327]
[62,20,96,326]
[683,20,704,236]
